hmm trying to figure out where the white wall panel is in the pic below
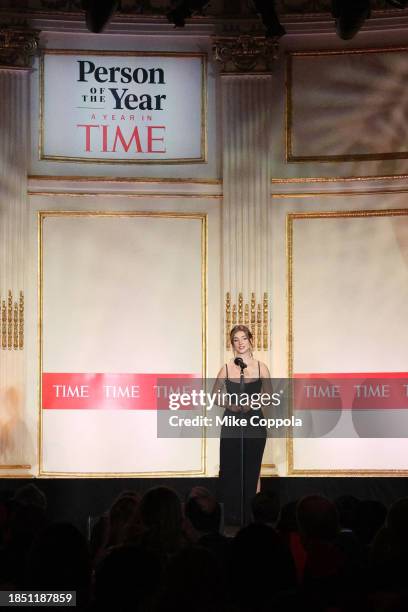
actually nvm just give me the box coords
[27,192,221,476]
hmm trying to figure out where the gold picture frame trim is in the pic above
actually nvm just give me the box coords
[0,465,31,470]
[272,187,408,199]
[39,49,208,165]
[286,46,408,164]
[30,191,221,199]
[286,207,408,476]
[38,210,207,478]
[29,175,221,184]
[272,173,408,185]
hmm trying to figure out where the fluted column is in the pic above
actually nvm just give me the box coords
[0,26,38,468]
[214,36,277,357]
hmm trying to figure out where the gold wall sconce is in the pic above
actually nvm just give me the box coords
[225,292,269,351]
[1,291,24,350]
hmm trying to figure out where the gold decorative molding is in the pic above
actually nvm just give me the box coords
[225,292,269,350]
[0,26,39,69]
[19,291,24,350]
[238,292,243,324]
[0,0,395,17]
[225,292,231,348]
[263,293,268,350]
[272,187,408,198]
[278,0,391,14]
[29,175,222,185]
[257,304,262,350]
[213,36,279,74]
[271,173,408,185]
[29,190,222,199]
[1,291,24,351]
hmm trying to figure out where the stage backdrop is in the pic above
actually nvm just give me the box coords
[39,211,206,476]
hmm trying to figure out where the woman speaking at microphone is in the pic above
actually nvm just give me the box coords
[213,325,271,526]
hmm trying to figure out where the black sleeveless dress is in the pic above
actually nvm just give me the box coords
[218,362,267,525]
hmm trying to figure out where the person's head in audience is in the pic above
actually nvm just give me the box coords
[107,490,141,546]
[334,494,359,531]
[297,495,339,545]
[6,500,47,543]
[13,484,47,511]
[277,500,298,534]
[156,546,224,612]
[27,522,91,608]
[251,490,280,526]
[94,544,162,612]
[228,523,297,608]
[141,486,182,533]
[355,499,386,547]
[140,486,185,555]
[386,497,408,548]
[185,487,221,538]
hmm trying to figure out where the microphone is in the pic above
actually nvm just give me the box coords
[234,357,247,370]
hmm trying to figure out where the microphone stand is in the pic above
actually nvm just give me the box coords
[238,362,245,526]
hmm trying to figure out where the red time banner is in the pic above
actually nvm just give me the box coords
[42,373,199,410]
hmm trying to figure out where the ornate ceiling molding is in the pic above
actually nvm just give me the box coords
[277,0,390,14]
[0,26,39,68]
[213,35,279,74]
[0,0,394,16]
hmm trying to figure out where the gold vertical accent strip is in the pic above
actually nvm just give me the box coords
[238,292,243,324]
[201,52,208,167]
[0,291,25,351]
[1,299,5,349]
[13,301,18,350]
[232,304,237,325]
[257,304,262,350]
[244,303,249,326]
[250,292,256,337]
[225,292,231,350]
[7,291,12,350]
[287,213,294,476]
[263,292,268,350]
[201,213,208,477]
[285,52,293,164]
[39,212,44,477]
[19,291,24,350]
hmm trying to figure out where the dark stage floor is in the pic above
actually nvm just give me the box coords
[1,476,408,535]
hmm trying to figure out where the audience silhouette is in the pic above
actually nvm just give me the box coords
[1,482,408,611]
